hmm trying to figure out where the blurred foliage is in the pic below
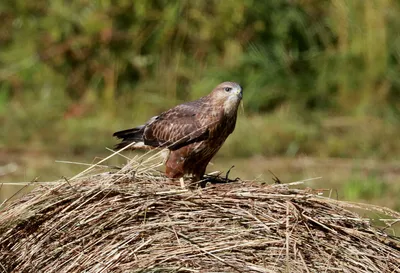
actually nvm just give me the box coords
[343,174,387,201]
[0,0,400,158]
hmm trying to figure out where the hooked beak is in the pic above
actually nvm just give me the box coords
[234,87,243,100]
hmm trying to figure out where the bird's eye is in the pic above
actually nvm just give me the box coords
[224,87,232,92]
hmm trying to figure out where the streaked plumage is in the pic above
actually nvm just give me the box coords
[113,82,243,183]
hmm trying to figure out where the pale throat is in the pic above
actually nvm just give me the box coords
[223,96,240,115]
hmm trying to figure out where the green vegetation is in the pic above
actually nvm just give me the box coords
[1,0,400,159]
[344,175,388,201]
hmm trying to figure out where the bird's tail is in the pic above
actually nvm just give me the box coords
[113,126,146,150]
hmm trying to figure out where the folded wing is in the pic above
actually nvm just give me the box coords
[113,100,211,151]
[143,104,210,150]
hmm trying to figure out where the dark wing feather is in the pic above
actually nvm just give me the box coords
[113,126,144,139]
[112,126,145,149]
[143,100,210,150]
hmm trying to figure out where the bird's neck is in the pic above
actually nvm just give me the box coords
[223,98,240,117]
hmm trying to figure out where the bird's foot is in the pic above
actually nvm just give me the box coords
[200,175,240,186]
[200,167,240,187]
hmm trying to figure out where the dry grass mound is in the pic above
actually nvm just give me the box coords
[0,152,400,273]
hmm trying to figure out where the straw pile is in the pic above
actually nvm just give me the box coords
[0,153,399,273]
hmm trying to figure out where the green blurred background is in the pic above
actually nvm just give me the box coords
[0,1,399,214]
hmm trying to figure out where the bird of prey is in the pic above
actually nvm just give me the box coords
[113,81,243,184]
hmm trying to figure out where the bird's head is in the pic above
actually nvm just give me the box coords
[210,82,243,115]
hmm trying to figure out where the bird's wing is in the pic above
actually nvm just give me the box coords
[143,102,212,151]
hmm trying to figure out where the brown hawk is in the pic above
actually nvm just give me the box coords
[113,82,243,183]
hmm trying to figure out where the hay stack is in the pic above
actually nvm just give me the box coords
[0,156,399,273]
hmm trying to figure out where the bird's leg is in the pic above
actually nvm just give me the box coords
[194,167,209,188]
[198,177,208,188]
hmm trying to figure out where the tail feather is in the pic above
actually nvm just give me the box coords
[113,126,145,149]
